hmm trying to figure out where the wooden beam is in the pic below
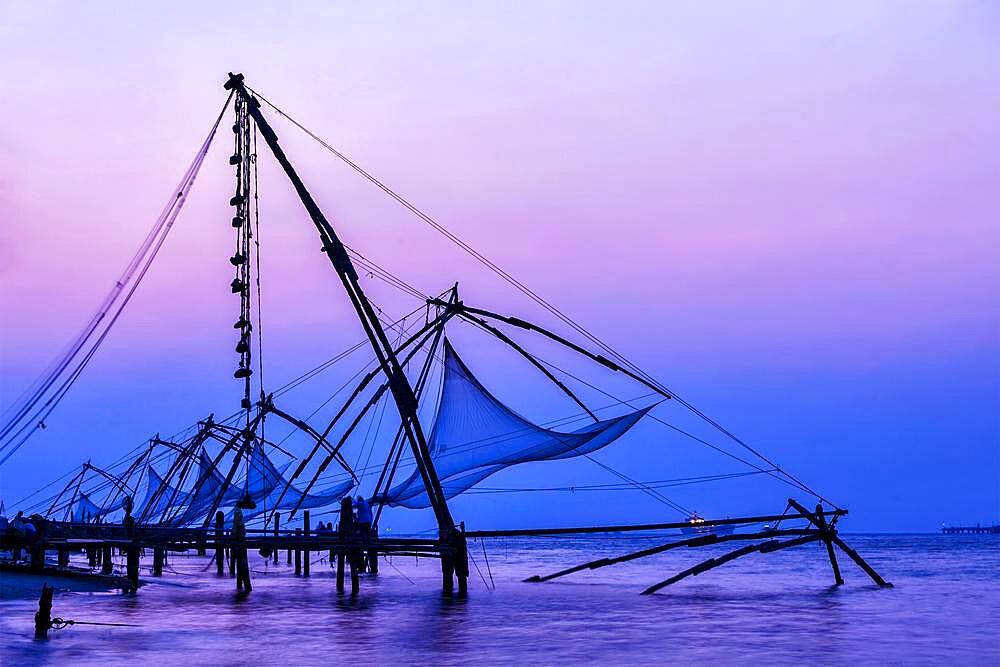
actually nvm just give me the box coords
[525,529,814,583]
[813,503,843,586]
[641,534,822,594]
[467,510,846,538]
[831,536,893,587]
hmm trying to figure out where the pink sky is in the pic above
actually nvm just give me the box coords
[0,2,997,529]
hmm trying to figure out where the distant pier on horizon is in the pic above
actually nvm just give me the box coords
[941,523,999,535]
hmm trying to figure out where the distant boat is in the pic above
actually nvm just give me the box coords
[680,513,735,536]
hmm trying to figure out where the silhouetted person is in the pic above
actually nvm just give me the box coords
[354,496,373,537]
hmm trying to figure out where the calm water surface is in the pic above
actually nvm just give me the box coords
[1,534,997,665]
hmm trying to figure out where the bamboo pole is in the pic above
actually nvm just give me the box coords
[641,534,822,595]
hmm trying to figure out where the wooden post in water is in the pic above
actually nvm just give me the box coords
[456,522,469,595]
[303,510,311,577]
[101,546,113,575]
[441,552,455,594]
[815,503,843,586]
[336,552,345,592]
[234,508,252,593]
[368,523,379,576]
[29,543,45,572]
[273,512,280,564]
[294,528,302,576]
[215,511,225,576]
[34,584,53,640]
[58,548,69,568]
[87,545,97,568]
[126,546,140,593]
[153,548,164,577]
[349,548,360,595]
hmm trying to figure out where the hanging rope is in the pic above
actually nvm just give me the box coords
[0,91,234,467]
[247,87,836,508]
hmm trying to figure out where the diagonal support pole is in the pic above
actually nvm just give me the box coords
[813,503,843,585]
[641,534,823,594]
[525,529,814,583]
[831,536,893,588]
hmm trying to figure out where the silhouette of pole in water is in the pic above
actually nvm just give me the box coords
[123,496,139,593]
[101,545,113,575]
[34,584,53,640]
[273,512,280,564]
[215,511,225,576]
[303,510,311,578]
[337,497,353,594]
[233,504,252,593]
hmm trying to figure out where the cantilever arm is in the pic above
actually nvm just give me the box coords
[457,312,598,421]
[435,301,671,402]
[264,403,355,481]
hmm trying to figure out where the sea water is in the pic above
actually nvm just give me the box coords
[1,534,997,665]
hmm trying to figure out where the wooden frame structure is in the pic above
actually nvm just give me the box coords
[10,73,894,600]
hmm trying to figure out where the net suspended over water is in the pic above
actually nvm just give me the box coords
[383,340,652,509]
[130,444,352,526]
[237,442,353,522]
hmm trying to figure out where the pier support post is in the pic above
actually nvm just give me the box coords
[456,523,469,595]
[29,543,45,573]
[350,549,360,595]
[153,548,164,577]
[294,528,302,576]
[441,554,455,594]
[815,504,843,586]
[234,509,252,594]
[215,511,225,576]
[337,552,345,592]
[88,546,97,568]
[367,523,379,575]
[101,546,113,575]
[58,548,70,568]
[126,545,140,593]
[273,512,280,564]
[303,511,311,577]
[34,584,53,641]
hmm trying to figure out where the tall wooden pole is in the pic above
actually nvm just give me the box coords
[223,73,455,537]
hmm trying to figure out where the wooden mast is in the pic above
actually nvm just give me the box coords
[223,73,455,536]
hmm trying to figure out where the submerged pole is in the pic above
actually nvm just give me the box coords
[456,522,469,595]
[215,511,225,576]
[294,528,302,576]
[349,548,360,595]
[337,497,351,593]
[814,503,843,586]
[303,510,310,578]
[273,512,280,564]
[34,584,53,640]
[101,545,113,575]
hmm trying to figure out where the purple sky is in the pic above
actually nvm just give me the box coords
[0,2,997,531]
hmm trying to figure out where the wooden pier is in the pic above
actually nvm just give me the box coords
[941,524,999,535]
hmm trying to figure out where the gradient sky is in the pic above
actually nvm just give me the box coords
[0,2,997,531]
